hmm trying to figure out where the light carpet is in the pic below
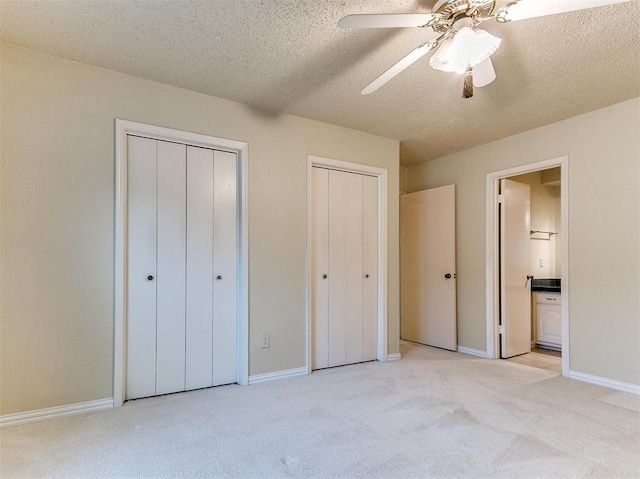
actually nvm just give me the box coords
[2,341,639,478]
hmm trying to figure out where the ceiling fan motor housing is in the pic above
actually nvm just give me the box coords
[432,0,497,33]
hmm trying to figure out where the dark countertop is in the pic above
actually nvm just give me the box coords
[531,278,561,293]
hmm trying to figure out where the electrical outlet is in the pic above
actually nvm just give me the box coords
[261,334,270,349]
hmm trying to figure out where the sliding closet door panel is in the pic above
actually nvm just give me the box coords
[344,174,364,365]
[311,167,329,370]
[328,170,348,367]
[185,146,215,390]
[155,141,187,395]
[212,150,238,385]
[126,136,158,400]
[362,175,378,361]
[328,170,366,366]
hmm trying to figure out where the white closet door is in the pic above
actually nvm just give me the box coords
[185,146,215,390]
[362,175,378,361]
[126,136,158,400]
[311,167,330,370]
[155,142,187,395]
[312,167,379,370]
[212,150,238,385]
[127,138,238,399]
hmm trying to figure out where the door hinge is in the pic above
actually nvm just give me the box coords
[497,194,504,204]
[498,325,505,335]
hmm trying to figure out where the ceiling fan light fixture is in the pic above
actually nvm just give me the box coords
[430,26,501,74]
[429,38,454,71]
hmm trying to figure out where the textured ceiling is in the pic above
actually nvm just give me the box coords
[1,0,638,166]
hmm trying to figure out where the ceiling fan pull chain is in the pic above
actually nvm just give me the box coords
[462,65,474,98]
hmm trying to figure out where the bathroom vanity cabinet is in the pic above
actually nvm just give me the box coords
[535,292,562,350]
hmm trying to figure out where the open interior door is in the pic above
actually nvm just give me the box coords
[500,179,532,358]
[400,185,457,351]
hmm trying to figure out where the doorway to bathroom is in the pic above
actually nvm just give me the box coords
[486,157,569,376]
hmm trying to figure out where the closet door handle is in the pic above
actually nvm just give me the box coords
[365,274,370,278]
[147,275,154,281]
[322,274,327,279]
[216,275,223,280]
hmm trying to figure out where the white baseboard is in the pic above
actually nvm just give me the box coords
[249,366,308,384]
[569,370,640,396]
[387,353,401,361]
[0,398,114,428]
[457,346,488,358]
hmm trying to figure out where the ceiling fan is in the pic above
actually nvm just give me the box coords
[338,0,632,98]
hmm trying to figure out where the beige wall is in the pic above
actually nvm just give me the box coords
[399,166,408,193]
[407,98,640,385]
[0,44,400,415]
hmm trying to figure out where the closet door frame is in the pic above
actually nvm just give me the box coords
[306,155,389,374]
[114,120,249,407]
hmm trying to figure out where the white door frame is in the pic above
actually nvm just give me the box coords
[306,155,388,373]
[114,119,249,407]
[486,156,569,376]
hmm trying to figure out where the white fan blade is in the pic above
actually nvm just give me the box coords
[338,13,439,29]
[473,58,496,88]
[361,42,438,95]
[498,0,631,22]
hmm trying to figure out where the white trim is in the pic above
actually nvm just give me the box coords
[238,137,250,388]
[306,155,389,375]
[0,398,113,428]
[570,371,640,396]
[248,367,308,385]
[114,119,249,407]
[559,162,569,377]
[486,156,569,377]
[387,353,402,361]
[457,346,488,358]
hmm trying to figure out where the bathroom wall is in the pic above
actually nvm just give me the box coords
[399,166,408,194]
[510,170,561,279]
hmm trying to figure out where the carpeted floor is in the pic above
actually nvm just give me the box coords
[2,341,639,478]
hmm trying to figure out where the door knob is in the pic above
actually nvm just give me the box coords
[147,275,154,281]
[322,274,327,279]
[444,273,452,279]
[216,275,223,280]
[365,274,370,278]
